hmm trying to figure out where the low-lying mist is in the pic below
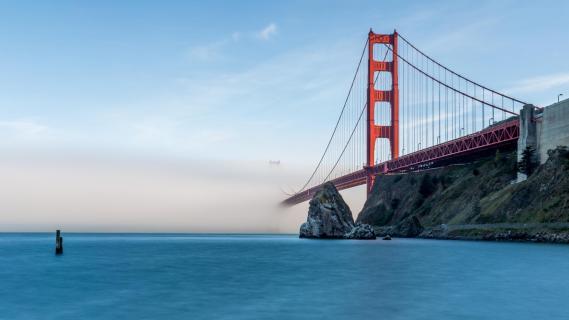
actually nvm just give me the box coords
[0,150,366,233]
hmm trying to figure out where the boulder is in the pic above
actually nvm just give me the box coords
[344,223,376,240]
[299,182,375,239]
[391,215,424,237]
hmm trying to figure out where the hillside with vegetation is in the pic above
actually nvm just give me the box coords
[356,147,569,243]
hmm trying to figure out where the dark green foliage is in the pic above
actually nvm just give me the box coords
[409,175,417,185]
[472,168,480,176]
[473,201,481,216]
[557,146,569,170]
[420,202,433,215]
[419,174,436,197]
[394,175,403,183]
[432,175,440,185]
[441,175,453,190]
[494,150,502,167]
[413,197,425,209]
[518,145,538,176]
[390,198,400,210]
[371,203,393,226]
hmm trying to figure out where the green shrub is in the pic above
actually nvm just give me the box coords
[390,198,400,210]
[518,145,538,176]
[419,174,437,197]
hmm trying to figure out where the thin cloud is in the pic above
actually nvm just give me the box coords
[0,120,49,136]
[188,41,226,61]
[187,31,243,62]
[422,17,499,54]
[125,116,235,152]
[188,24,276,62]
[503,73,569,95]
[258,23,277,40]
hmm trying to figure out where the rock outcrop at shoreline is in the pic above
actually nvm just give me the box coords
[344,224,376,239]
[299,182,375,240]
[419,223,569,243]
[374,215,424,238]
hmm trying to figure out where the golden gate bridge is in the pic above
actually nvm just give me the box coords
[283,29,528,206]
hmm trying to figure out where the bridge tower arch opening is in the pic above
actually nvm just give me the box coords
[366,30,399,193]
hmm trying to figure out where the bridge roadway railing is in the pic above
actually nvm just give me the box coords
[282,118,520,206]
[371,118,520,174]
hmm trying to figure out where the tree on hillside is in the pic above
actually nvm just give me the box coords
[494,150,502,167]
[419,174,436,197]
[518,145,538,177]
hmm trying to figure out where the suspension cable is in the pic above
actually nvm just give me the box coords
[322,49,388,183]
[295,38,369,193]
[397,33,527,105]
[383,43,519,116]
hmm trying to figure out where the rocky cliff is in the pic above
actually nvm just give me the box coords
[300,182,375,239]
[356,147,569,243]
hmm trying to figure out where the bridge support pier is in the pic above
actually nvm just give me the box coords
[366,168,375,194]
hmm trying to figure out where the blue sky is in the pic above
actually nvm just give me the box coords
[0,0,568,163]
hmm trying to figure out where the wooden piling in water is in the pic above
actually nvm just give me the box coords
[55,230,63,255]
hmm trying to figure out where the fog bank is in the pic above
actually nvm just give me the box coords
[0,151,366,233]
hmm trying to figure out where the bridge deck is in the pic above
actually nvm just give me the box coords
[282,118,519,206]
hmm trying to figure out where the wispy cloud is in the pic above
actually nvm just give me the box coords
[187,29,243,62]
[258,23,277,40]
[0,120,49,137]
[118,115,235,152]
[421,17,499,54]
[188,43,223,61]
[171,39,360,161]
[188,24,276,61]
[503,73,569,95]
[104,38,359,160]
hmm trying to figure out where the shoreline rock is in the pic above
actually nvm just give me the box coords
[373,224,569,244]
[299,182,375,240]
[418,224,569,244]
[372,215,424,238]
[344,224,376,240]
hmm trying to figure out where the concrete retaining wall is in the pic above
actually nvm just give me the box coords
[517,99,569,181]
[538,99,569,163]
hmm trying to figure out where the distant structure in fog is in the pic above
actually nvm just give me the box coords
[269,160,281,166]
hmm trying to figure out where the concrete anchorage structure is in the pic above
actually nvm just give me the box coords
[517,98,569,180]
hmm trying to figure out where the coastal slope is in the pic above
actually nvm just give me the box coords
[356,147,569,243]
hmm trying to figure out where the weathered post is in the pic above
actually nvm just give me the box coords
[55,230,63,255]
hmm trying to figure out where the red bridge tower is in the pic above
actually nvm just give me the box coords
[366,30,399,193]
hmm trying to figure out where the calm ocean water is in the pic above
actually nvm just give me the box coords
[1,233,568,320]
